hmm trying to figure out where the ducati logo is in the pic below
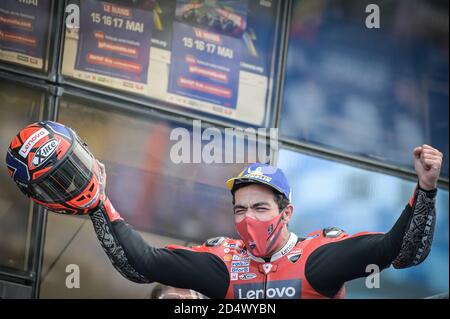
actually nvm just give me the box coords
[262,263,273,274]
[267,224,274,235]
[288,252,302,263]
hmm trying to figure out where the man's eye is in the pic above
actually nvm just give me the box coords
[256,207,267,211]
[234,210,245,215]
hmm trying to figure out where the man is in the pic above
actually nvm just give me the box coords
[6,121,443,299]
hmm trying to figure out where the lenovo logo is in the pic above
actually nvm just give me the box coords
[234,279,301,299]
[19,128,49,158]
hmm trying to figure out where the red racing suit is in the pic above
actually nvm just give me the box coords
[167,230,353,299]
[88,185,437,299]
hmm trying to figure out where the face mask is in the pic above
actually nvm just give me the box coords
[235,211,285,257]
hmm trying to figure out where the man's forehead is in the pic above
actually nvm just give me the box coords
[234,184,276,205]
[234,183,274,195]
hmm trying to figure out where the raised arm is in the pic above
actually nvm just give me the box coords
[392,144,442,267]
[305,145,443,297]
[88,163,230,298]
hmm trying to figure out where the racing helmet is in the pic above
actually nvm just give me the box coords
[6,121,103,215]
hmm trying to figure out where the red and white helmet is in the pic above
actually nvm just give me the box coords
[6,121,104,215]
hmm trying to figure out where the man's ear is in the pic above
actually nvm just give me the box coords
[282,204,294,222]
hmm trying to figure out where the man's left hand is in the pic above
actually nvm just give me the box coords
[413,144,443,190]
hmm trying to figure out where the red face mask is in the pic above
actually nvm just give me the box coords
[235,212,285,257]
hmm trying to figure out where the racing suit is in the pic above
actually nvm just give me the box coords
[88,185,437,299]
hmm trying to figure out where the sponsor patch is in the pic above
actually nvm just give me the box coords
[280,239,296,256]
[234,279,301,299]
[230,273,238,281]
[231,261,250,267]
[231,267,249,273]
[223,254,232,262]
[32,139,59,167]
[205,236,225,247]
[287,252,302,264]
[19,128,49,158]
[232,255,250,261]
[323,227,344,238]
[262,263,273,274]
[239,273,257,280]
[305,233,320,240]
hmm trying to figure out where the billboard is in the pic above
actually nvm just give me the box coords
[0,0,52,70]
[62,0,280,125]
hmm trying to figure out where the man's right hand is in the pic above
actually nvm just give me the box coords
[96,160,107,202]
[93,160,123,222]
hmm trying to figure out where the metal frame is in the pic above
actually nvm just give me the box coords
[57,84,278,164]
[0,71,57,298]
[272,0,292,130]
[280,138,449,190]
[265,0,291,129]
[29,205,48,298]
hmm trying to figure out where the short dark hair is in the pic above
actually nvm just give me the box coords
[231,182,290,212]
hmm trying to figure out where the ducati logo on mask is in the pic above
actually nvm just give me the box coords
[267,224,274,235]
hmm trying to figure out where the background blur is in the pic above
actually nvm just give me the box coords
[0,0,448,299]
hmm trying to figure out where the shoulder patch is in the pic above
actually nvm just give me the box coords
[205,236,226,247]
[323,227,344,238]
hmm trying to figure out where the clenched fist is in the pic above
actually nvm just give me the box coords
[413,144,443,190]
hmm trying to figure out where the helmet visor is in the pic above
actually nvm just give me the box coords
[29,141,93,203]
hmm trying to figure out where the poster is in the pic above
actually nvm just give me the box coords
[74,0,154,89]
[62,0,279,125]
[0,0,51,70]
[167,0,247,109]
[169,21,242,108]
